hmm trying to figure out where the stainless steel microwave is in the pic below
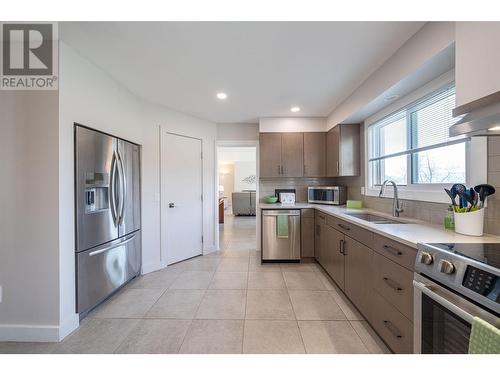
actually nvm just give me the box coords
[307,186,346,205]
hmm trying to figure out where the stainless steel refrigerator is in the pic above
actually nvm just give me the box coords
[75,124,141,315]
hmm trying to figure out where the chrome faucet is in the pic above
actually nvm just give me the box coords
[379,180,404,217]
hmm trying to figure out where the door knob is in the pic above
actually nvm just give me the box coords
[169,203,175,208]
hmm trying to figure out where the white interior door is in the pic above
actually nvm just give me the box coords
[161,132,203,265]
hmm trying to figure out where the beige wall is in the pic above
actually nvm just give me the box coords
[219,163,235,205]
[217,123,259,141]
[0,91,60,340]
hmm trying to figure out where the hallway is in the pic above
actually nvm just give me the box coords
[219,212,257,252]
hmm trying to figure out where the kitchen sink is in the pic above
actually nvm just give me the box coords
[345,213,407,224]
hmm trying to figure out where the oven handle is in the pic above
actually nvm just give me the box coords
[413,280,500,329]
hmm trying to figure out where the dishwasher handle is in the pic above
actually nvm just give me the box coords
[262,210,301,217]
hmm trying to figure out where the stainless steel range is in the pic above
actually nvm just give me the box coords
[414,243,500,354]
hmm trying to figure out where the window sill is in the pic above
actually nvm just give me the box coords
[364,187,450,204]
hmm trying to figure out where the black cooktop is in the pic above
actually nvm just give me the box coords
[429,243,500,269]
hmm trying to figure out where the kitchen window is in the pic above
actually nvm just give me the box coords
[368,84,468,189]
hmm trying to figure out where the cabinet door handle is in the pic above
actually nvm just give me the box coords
[303,164,306,175]
[383,320,403,339]
[278,165,281,174]
[336,161,339,174]
[383,244,403,256]
[383,277,403,292]
[339,239,345,254]
[338,223,351,231]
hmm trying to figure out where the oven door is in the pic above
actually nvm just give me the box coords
[413,273,499,354]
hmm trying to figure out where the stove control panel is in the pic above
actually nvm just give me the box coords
[462,266,500,303]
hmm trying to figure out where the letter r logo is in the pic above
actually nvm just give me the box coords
[2,23,53,75]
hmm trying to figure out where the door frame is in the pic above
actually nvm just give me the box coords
[214,140,260,252]
[160,131,204,267]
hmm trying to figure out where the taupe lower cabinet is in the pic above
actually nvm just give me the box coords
[259,132,326,178]
[301,209,315,258]
[314,211,414,354]
[326,123,360,177]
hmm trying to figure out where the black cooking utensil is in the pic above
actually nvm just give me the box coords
[466,188,476,212]
[452,184,467,208]
[444,188,457,208]
[474,184,496,207]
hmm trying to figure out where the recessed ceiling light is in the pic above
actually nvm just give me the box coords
[488,125,500,131]
[216,92,228,100]
[290,107,301,113]
[384,94,399,102]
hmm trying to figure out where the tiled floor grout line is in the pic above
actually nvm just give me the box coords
[176,267,219,353]
[284,270,308,354]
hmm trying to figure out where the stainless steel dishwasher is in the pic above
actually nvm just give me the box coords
[262,209,301,261]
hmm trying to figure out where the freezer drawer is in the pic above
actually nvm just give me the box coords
[76,231,141,314]
[262,210,301,261]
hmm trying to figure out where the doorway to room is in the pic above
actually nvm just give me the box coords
[216,143,258,252]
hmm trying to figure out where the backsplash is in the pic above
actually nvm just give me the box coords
[485,137,500,235]
[259,177,338,203]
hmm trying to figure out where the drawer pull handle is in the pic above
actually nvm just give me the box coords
[338,223,351,231]
[383,244,403,256]
[383,320,403,339]
[339,239,346,255]
[383,277,403,292]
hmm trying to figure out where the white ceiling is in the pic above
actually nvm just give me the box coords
[60,22,425,123]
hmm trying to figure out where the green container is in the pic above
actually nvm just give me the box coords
[263,196,278,204]
[346,200,362,209]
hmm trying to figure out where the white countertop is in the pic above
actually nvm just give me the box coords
[258,203,500,249]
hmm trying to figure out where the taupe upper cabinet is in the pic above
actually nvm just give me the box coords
[281,133,304,177]
[303,132,326,177]
[326,123,360,177]
[260,132,327,178]
[259,133,283,177]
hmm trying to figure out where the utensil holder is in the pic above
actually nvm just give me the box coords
[454,208,484,236]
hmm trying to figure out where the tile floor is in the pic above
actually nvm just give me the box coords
[0,213,390,354]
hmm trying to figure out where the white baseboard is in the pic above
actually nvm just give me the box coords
[0,324,60,342]
[58,313,79,341]
[0,314,80,343]
[142,261,164,275]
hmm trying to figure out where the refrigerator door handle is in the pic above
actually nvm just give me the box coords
[109,151,119,226]
[117,149,127,225]
[88,232,137,257]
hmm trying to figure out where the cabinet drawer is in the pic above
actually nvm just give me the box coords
[326,216,373,247]
[301,208,314,218]
[373,252,414,321]
[315,211,327,224]
[371,291,413,354]
[373,234,417,271]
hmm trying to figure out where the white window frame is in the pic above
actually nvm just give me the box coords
[364,71,487,204]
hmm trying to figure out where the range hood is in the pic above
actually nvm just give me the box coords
[449,91,500,137]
